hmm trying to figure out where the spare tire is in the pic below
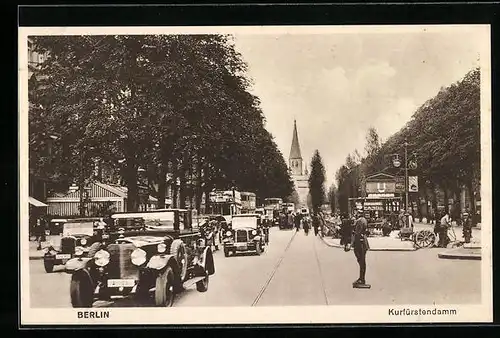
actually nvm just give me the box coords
[169,239,188,282]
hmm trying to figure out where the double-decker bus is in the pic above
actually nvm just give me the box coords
[207,190,242,223]
[241,192,257,214]
[263,198,283,225]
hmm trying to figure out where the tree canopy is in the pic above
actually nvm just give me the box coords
[334,67,481,217]
[29,35,294,214]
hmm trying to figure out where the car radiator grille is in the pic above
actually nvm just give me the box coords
[60,237,76,254]
[107,243,139,280]
[236,230,248,243]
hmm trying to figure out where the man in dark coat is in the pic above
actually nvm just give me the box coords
[345,212,370,286]
[294,213,301,231]
[340,213,353,248]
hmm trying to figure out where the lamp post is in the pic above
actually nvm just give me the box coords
[404,138,409,212]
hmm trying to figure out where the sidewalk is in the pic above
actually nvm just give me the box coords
[28,235,60,260]
[320,232,416,251]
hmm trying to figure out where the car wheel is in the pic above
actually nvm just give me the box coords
[43,259,54,273]
[224,248,230,257]
[255,242,262,256]
[169,240,188,282]
[155,266,175,307]
[196,268,209,292]
[70,272,94,308]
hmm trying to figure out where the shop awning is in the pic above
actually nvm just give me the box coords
[29,196,48,207]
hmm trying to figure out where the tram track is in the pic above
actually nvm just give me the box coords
[313,235,330,305]
[251,229,298,306]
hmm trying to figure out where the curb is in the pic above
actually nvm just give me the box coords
[438,252,481,260]
[319,235,417,251]
[29,256,44,260]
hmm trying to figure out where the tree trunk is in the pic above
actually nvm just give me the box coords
[195,155,203,212]
[157,163,167,209]
[431,181,438,222]
[468,177,476,225]
[443,187,449,214]
[125,160,139,212]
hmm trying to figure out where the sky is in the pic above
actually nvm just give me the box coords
[233,28,483,188]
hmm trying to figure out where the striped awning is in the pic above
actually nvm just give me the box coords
[29,196,48,207]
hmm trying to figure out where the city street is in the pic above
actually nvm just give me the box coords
[29,227,481,308]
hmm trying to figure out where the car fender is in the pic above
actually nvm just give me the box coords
[65,257,92,274]
[253,235,261,242]
[198,246,215,276]
[146,254,177,271]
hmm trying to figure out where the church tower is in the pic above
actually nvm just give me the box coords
[288,120,310,208]
[289,120,303,176]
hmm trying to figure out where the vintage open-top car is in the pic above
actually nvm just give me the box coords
[64,209,215,308]
[222,213,266,257]
[43,218,106,273]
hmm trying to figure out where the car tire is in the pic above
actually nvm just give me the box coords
[169,240,188,282]
[155,266,175,307]
[224,248,230,257]
[196,268,209,292]
[43,259,54,273]
[70,272,94,308]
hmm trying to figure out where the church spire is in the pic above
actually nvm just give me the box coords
[289,119,302,160]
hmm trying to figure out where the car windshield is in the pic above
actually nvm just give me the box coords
[232,216,258,229]
[62,222,94,237]
[113,211,176,230]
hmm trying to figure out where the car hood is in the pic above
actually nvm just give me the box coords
[231,226,258,231]
[62,234,92,239]
[119,235,170,247]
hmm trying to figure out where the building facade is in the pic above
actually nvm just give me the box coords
[288,120,310,208]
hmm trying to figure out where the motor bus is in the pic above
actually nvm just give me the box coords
[241,192,257,214]
[207,190,242,223]
[263,198,283,226]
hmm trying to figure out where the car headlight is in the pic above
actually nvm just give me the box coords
[80,238,87,246]
[157,243,167,253]
[94,250,110,267]
[131,248,147,266]
[252,230,257,236]
[75,246,84,256]
[225,231,232,237]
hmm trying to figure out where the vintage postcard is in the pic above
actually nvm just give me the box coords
[19,25,492,325]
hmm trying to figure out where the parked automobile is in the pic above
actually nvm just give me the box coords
[222,214,266,257]
[64,209,215,308]
[42,218,105,273]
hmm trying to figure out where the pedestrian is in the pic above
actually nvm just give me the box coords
[35,218,44,250]
[312,213,320,236]
[345,211,370,287]
[439,211,451,247]
[294,212,301,232]
[462,211,472,243]
[302,216,310,235]
[340,213,353,249]
[287,212,294,229]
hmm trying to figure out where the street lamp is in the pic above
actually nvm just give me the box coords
[404,138,409,213]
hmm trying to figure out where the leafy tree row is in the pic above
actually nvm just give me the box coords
[335,68,481,218]
[29,35,294,214]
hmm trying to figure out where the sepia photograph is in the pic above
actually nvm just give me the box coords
[19,25,492,325]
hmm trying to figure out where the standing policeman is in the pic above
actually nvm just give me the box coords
[345,211,371,288]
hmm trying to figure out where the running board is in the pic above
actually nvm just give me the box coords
[182,276,206,289]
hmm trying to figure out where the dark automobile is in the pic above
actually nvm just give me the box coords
[64,209,215,308]
[222,214,266,257]
[43,218,105,273]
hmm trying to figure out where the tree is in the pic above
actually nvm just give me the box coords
[308,150,326,214]
[365,127,381,157]
[327,184,337,214]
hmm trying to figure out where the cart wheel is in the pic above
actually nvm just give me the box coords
[414,230,436,248]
